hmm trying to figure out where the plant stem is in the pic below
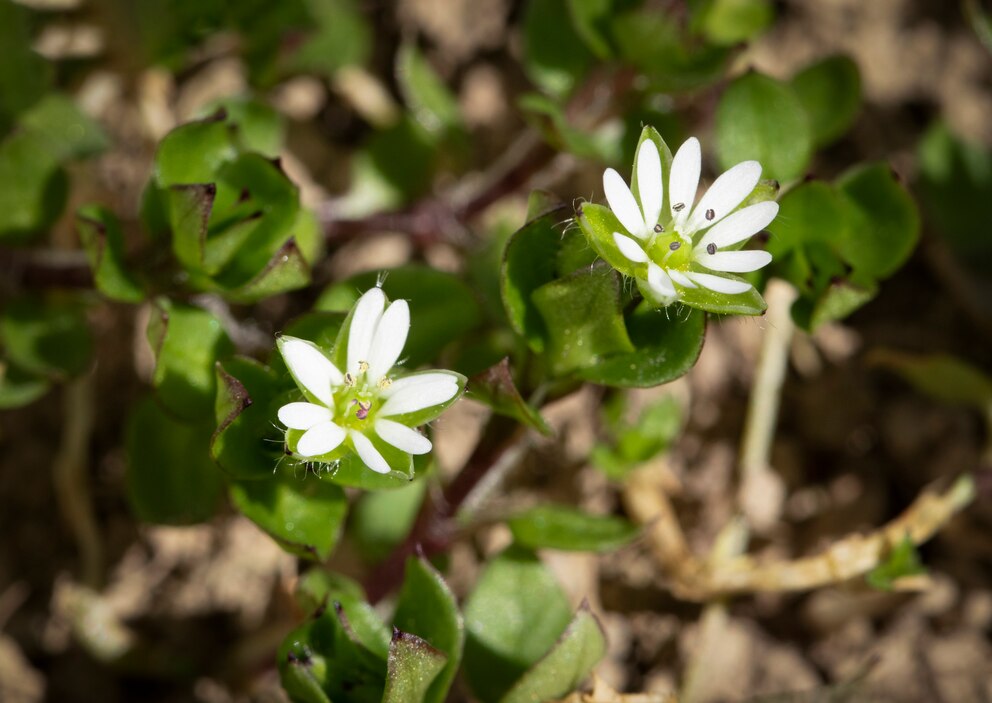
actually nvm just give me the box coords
[737,278,797,532]
[363,414,522,603]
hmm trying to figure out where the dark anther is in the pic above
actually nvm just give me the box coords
[669,241,681,251]
[673,202,685,212]
[706,243,717,255]
[355,401,371,420]
[653,223,664,233]
[705,208,715,221]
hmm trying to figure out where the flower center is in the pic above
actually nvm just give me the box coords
[646,232,692,271]
[333,360,393,429]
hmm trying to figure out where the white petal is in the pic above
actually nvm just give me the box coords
[347,287,385,374]
[686,161,762,233]
[636,139,663,230]
[379,379,459,417]
[381,372,461,399]
[278,402,333,430]
[646,263,676,299]
[603,168,646,238]
[696,249,772,273]
[698,201,779,250]
[613,232,648,263]
[667,269,697,288]
[349,430,391,474]
[296,421,346,457]
[279,338,342,406]
[669,137,701,227]
[685,271,753,294]
[374,418,432,455]
[366,300,409,381]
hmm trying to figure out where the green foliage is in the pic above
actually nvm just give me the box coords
[767,164,919,330]
[696,0,774,46]
[866,536,926,591]
[351,480,428,562]
[381,633,447,703]
[76,207,145,303]
[147,299,233,421]
[0,0,51,133]
[791,55,862,148]
[716,72,812,182]
[465,547,605,703]
[523,0,594,99]
[392,557,464,703]
[397,44,465,140]
[508,505,639,552]
[213,357,283,479]
[918,121,992,272]
[592,394,682,479]
[296,570,390,657]
[125,396,224,524]
[146,111,321,301]
[0,295,92,379]
[230,474,348,561]
[872,350,992,418]
[468,358,552,435]
[0,95,107,240]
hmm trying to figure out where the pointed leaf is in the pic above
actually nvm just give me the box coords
[392,557,464,703]
[212,357,283,480]
[76,206,144,303]
[468,358,552,436]
[508,505,639,552]
[382,630,447,703]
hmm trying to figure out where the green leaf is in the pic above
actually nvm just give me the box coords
[392,557,464,703]
[314,450,433,492]
[566,0,617,58]
[289,0,372,78]
[522,0,594,99]
[76,206,145,303]
[230,473,348,561]
[532,263,635,377]
[382,631,447,703]
[697,0,774,46]
[468,358,552,436]
[0,362,49,409]
[221,237,314,303]
[213,357,283,479]
[871,350,992,417]
[592,394,683,479]
[499,603,607,703]
[125,395,224,525]
[866,536,926,591]
[316,266,481,368]
[206,97,285,158]
[508,505,639,552]
[278,604,387,703]
[397,43,463,138]
[463,547,573,703]
[0,0,51,132]
[790,55,861,148]
[500,203,573,352]
[576,303,706,387]
[0,94,107,238]
[296,569,391,658]
[795,276,878,331]
[0,295,92,379]
[519,93,623,162]
[352,479,427,562]
[715,72,812,182]
[148,299,233,421]
[154,114,237,189]
[612,9,730,92]
[836,163,920,279]
[917,121,992,271]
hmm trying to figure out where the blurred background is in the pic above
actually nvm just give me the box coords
[1,0,991,701]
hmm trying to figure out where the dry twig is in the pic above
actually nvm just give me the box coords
[624,466,975,602]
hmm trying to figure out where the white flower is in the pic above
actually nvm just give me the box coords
[276,287,464,474]
[602,136,777,305]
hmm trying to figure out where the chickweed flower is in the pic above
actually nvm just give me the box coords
[580,129,778,314]
[276,286,465,475]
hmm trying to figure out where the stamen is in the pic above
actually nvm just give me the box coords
[669,241,681,251]
[673,202,685,212]
[344,373,355,387]
[377,377,392,389]
[706,243,717,255]
[355,401,371,420]
[653,223,664,233]
[705,208,715,221]
[358,360,369,373]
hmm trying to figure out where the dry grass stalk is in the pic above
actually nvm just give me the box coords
[624,467,975,602]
